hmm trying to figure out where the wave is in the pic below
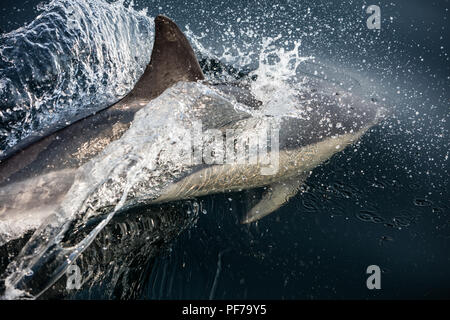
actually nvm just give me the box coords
[0,0,153,154]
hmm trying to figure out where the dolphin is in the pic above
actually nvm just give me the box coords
[0,15,384,245]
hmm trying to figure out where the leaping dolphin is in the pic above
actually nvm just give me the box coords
[0,15,384,245]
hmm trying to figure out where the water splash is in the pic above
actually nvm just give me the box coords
[0,81,252,298]
[249,36,312,116]
[0,0,153,154]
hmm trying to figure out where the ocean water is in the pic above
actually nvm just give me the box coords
[0,0,448,299]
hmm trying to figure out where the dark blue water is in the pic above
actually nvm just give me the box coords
[0,0,448,299]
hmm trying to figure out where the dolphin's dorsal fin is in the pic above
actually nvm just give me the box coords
[127,15,204,101]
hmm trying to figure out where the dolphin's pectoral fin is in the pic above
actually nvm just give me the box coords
[241,174,308,224]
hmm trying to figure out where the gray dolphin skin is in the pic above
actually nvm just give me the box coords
[0,15,204,237]
[0,15,383,242]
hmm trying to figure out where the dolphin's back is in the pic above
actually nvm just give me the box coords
[0,15,204,187]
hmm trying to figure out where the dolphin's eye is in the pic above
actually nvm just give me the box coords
[371,97,378,102]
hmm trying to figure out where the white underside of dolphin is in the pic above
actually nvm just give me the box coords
[154,121,370,223]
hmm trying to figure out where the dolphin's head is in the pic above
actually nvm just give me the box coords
[278,85,388,151]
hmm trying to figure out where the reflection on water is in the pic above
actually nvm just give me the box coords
[1,201,199,299]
